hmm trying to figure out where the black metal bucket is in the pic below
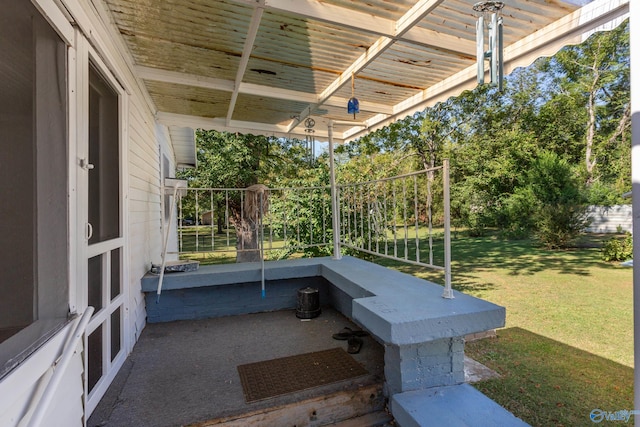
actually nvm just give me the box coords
[296,287,321,319]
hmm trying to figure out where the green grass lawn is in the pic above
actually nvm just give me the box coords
[378,232,633,427]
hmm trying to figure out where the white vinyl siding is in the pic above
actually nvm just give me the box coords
[127,96,163,341]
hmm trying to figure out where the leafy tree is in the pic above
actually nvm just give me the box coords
[507,151,590,248]
[179,130,280,262]
[179,130,335,261]
[540,20,630,188]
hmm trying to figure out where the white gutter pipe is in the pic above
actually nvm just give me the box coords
[157,178,188,302]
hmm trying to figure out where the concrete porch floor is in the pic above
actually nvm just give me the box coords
[88,307,389,427]
[88,305,500,427]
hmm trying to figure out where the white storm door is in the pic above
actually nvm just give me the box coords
[81,59,127,415]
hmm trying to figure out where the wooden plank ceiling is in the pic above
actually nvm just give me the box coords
[103,0,629,142]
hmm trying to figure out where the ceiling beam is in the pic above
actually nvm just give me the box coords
[137,66,234,92]
[226,2,265,126]
[231,0,474,57]
[288,0,445,131]
[156,111,339,140]
[137,66,393,114]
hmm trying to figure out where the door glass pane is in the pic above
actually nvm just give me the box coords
[110,248,121,300]
[88,325,103,393]
[88,64,119,244]
[88,255,103,312]
[110,308,121,362]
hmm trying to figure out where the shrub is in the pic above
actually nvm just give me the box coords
[525,152,590,249]
[601,233,633,262]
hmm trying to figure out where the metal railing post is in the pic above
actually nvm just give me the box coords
[629,1,639,421]
[259,192,265,298]
[328,122,342,260]
[442,159,454,299]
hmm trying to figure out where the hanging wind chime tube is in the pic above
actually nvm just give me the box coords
[347,73,359,119]
[304,117,316,165]
[474,1,504,91]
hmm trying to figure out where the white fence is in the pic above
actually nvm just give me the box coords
[585,205,632,233]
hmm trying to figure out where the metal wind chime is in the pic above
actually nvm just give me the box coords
[474,1,505,91]
[304,117,316,165]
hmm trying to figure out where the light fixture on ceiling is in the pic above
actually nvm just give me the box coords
[474,1,504,91]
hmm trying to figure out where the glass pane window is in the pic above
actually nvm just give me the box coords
[110,309,121,362]
[0,1,68,378]
[87,325,103,393]
[88,64,120,244]
[88,255,103,312]
[110,248,121,301]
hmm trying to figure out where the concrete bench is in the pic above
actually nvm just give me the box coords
[142,256,527,426]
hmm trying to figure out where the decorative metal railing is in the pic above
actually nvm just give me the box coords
[174,186,332,257]
[169,161,451,294]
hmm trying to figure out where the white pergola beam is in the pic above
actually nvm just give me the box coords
[288,0,445,131]
[156,111,342,141]
[137,66,392,115]
[239,82,317,104]
[137,66,234,92]
[231,0,474,57]
[319,0,444,102]
[226,2,265,125]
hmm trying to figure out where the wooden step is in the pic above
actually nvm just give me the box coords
[327,410,394,427]
[190,383,386,427]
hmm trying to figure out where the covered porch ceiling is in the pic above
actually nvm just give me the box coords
[102,0,629,147]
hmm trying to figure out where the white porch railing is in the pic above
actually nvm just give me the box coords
[174,185,333,257]
[337,161,452,295]
[170,161,452,295]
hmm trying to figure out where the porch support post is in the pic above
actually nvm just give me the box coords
[442,159,453,299]
[328,121,342,260]
[631,0,640,423]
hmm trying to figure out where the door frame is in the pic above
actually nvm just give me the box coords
[74,33,130,417]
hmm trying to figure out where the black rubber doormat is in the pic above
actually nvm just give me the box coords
[237,347,368,403]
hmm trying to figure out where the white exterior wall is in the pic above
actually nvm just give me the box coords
[0,0,171,425]
[585,205,633,233]
[127,101,164,343]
